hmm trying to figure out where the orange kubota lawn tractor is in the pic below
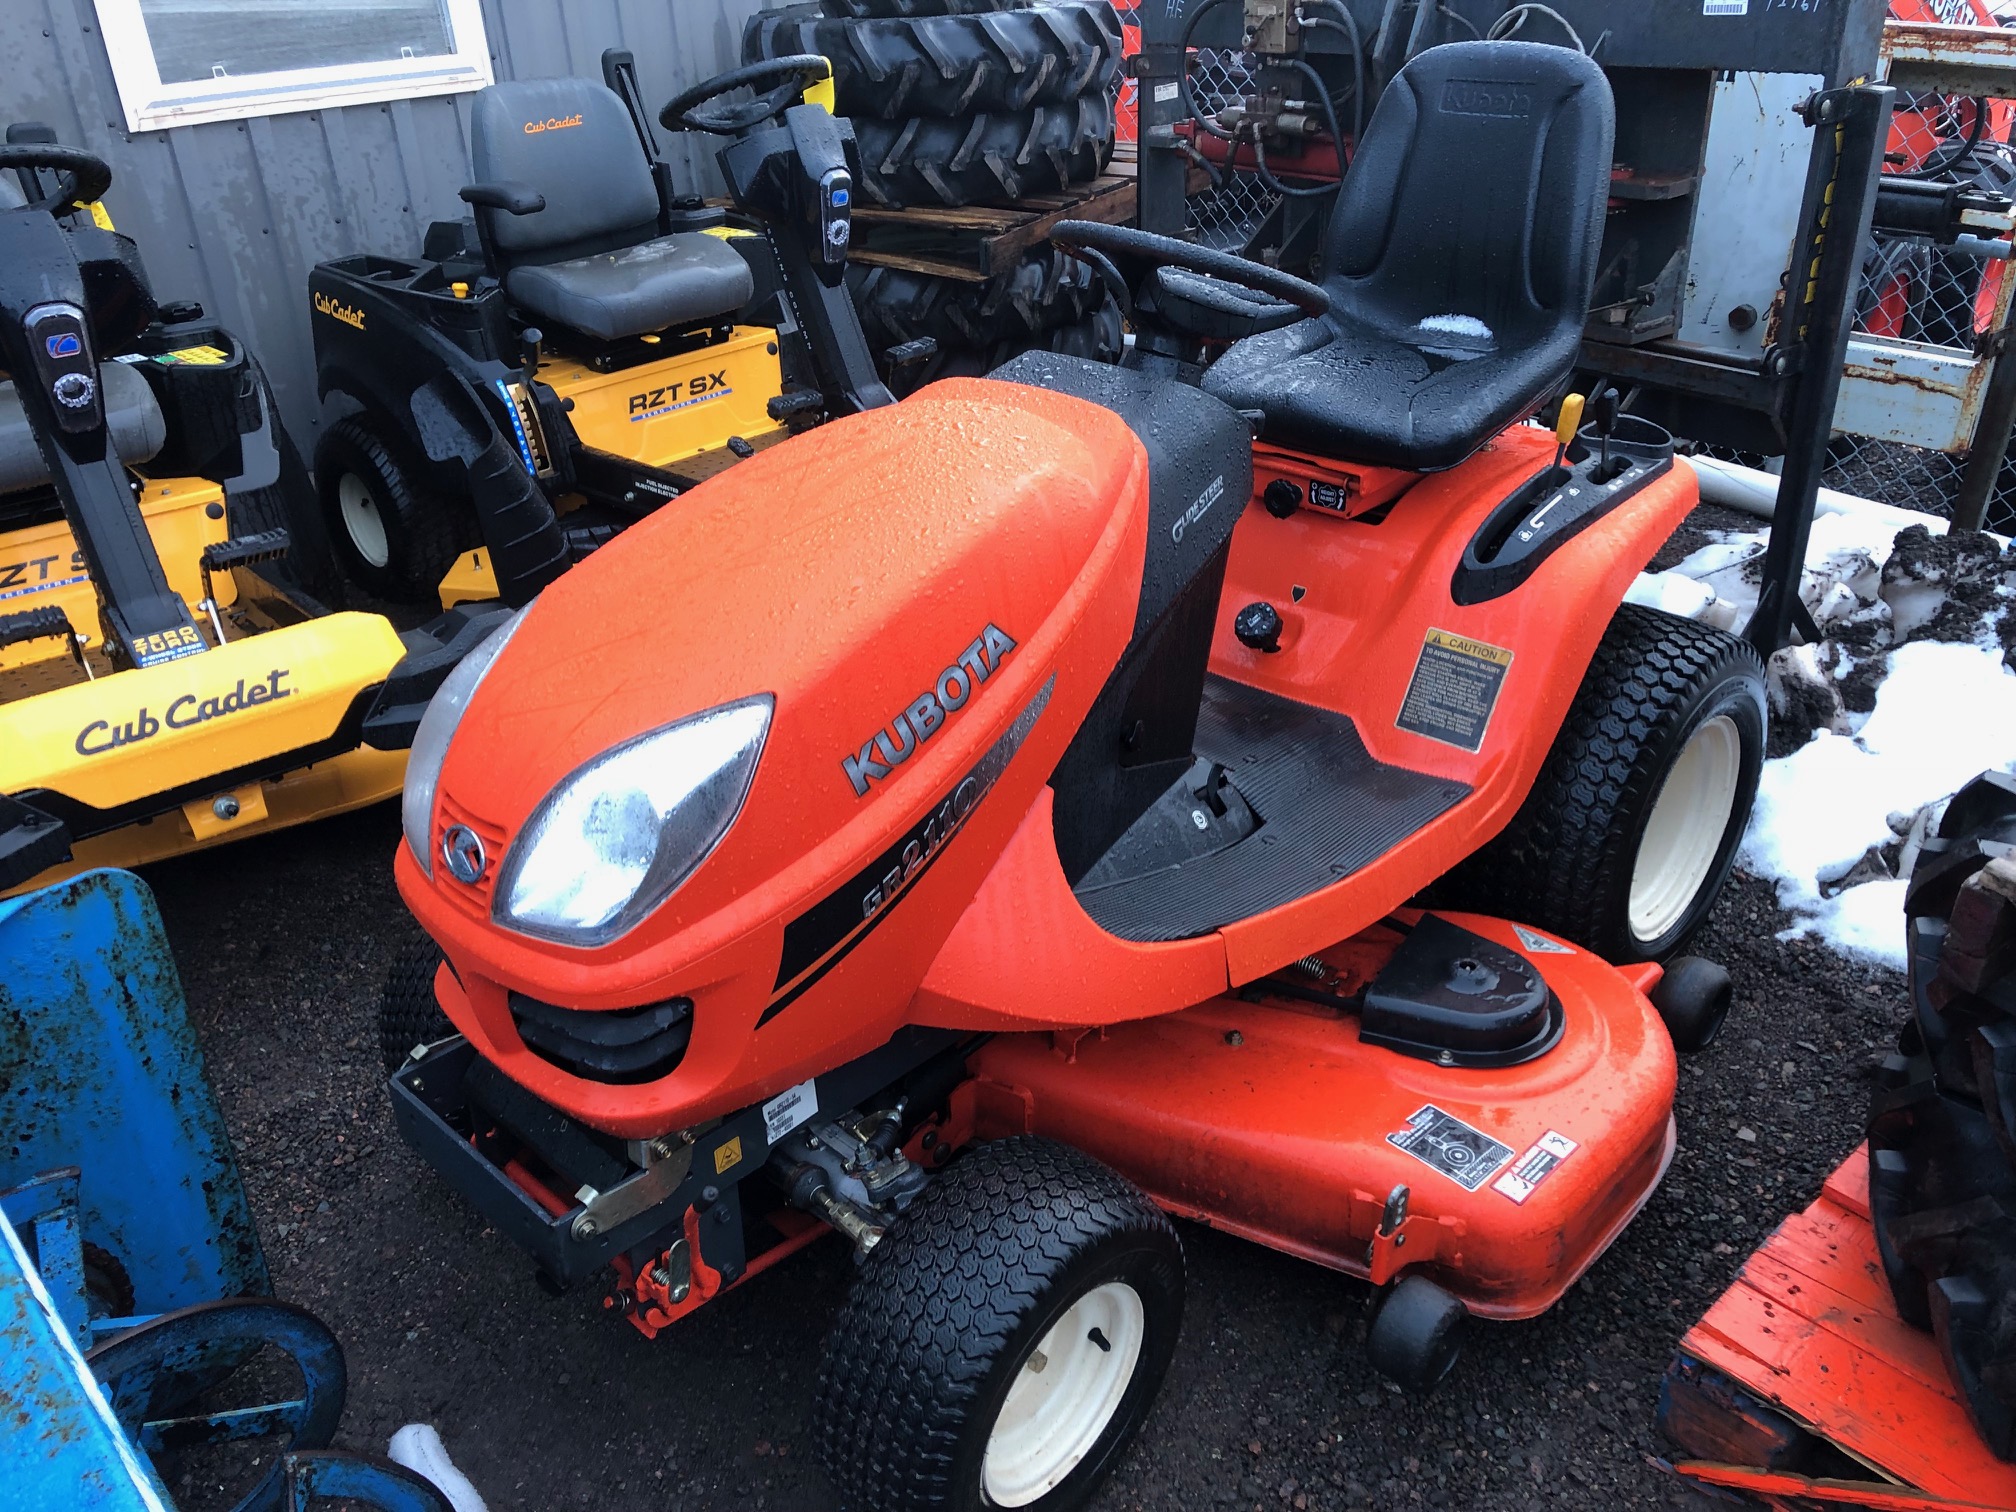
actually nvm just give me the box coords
[381,41,1765,1512]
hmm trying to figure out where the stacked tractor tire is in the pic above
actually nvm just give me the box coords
[1869,770,2016,1460]
[744,0,1126,394]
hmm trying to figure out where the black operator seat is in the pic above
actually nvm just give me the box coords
[465,78,753,343]
[1201,41,1614,471]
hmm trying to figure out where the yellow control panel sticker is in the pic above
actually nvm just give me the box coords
[153,345,230,366]
[1397,628,1513,753]
[713,1136,744,1177]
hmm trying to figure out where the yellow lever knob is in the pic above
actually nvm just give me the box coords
[1555,393,1585,449]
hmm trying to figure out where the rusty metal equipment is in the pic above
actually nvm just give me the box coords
[0,868,450,1512]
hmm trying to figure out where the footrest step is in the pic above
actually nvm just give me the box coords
[200,528,290,572]
[0,605,77,653]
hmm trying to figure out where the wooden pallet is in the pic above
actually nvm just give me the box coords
[1657,1145,2016,1509]
[847,165,1142,283]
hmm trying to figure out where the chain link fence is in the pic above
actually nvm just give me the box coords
[1182,49,1284,249]
[1699,101,2016,535]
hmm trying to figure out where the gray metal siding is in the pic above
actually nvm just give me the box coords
[1,0,765,443]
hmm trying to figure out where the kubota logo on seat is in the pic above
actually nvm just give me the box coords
[842,624,1016,797]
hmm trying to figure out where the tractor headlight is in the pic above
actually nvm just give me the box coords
[401,607,530,877]
[493,696,773,945]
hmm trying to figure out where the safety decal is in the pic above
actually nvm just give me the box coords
[762,1078,817,1143]
[1386,1105,1515,1192]
[1512,924,1573,956]
[713,1135,744,1177]
[1396,627,1512,753]
[1492,1130,1580,1205]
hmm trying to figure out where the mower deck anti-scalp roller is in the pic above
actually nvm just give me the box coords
[381,42,1767,1512]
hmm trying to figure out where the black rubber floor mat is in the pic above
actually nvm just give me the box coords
[1073,676,1472,943]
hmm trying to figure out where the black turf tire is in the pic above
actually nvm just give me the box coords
[747,3,1122,119]
[817,1137,1184,1512]
[852,97,1114,208]
[378,943,453,1074]
[1429,604,1767,964]
[1365,1275,1467,1394]
[314,415,469,603]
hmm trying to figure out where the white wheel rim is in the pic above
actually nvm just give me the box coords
[981,1281,1145,1508]
[337,472,390,568]
[1629,713,1742,944]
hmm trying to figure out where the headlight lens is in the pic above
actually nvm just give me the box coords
[494,695,773,945]
[400,607,530,875]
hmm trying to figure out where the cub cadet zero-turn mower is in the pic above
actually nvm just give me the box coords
[383,43,1763,1512]
[308,52,893,609]
[0,139,409,896]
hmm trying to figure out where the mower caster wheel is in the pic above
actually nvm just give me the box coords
[1366,1276,1467,1394]
[1650,956,1733,1053]
[817,1137,1183,1512]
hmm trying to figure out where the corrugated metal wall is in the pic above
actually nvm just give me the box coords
[2,0,766,442]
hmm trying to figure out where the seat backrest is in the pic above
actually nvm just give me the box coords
[1322,41,1613,346]
[469,77,660,261]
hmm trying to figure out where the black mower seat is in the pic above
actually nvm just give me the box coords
[1201,41,1614,472]
[469,78,753,344]
[0,364,164,495]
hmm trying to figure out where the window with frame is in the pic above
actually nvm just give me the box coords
[94,0,493,133]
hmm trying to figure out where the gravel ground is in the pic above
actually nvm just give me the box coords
[137,503,1909,1512]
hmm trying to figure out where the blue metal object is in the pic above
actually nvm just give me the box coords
[0,868,268,1312]
[284,1452,454,1512]
[87,1299,347,1512]
[0,1207,171,1511]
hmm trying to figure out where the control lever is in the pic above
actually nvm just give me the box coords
[520,326,543,380]
[1550,392,1584,475]
[1589,387,1624,483]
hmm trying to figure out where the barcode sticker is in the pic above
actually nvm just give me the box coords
[1702,0,1747,13]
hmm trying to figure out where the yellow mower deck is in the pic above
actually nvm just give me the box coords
[1,475,408,895]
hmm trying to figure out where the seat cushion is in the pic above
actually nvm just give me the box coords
[1201,41,1612,470]
[1202,306,1579,471]
[503,232,755,343]
[0,362,164,495]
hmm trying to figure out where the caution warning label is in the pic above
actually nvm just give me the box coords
[1396,628,1513,753]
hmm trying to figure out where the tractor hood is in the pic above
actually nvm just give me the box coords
[416,376,1150,994]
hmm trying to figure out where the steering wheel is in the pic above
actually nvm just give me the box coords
[1051,221,1328,348]
[0,143,112,216]
[660,56,833,135]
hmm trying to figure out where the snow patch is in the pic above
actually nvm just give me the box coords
[1417,313,1492,338]
[1739,640,2016,967]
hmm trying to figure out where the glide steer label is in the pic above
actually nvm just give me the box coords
[75,668,292,756]
[842,623,1016,797]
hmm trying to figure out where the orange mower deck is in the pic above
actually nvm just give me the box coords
[957,911,1678,1321]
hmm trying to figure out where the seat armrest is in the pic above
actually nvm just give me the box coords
[459,181,547,216]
